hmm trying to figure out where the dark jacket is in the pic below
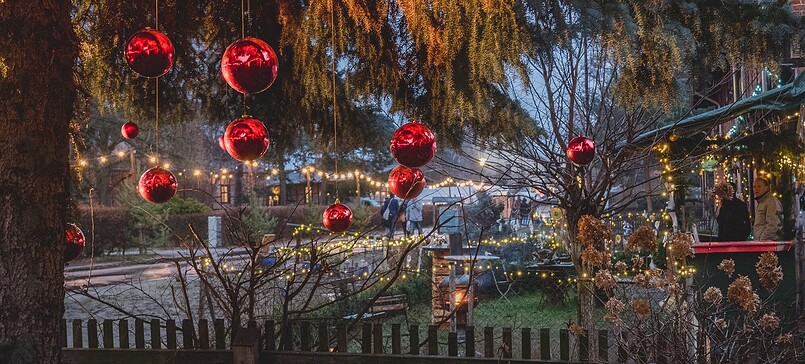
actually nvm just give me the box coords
[381,198,400,227]
[717,197,751,242]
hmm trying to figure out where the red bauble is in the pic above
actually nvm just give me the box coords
[322,202,353,233]
[125,29,175,78]
[388,165,426,199]
[64,223,85,262]
[566,136,596,165]
[221,37,279,94]
[390,121,437,168]
[121,121,139,139]
[223,116,270,161]
[218,136,226,150]
[138,167,177,204]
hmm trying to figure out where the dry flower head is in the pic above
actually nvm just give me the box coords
[758,313,780,331]
[727,275,759,312]
[756,252,783,292]
[718,259,735,277]
[594,269,618,291]
[578,215,613,248]
[703,286,723,305]
[614,261,628,273]
[581,247,607,267]
[631,299,651,317]
[604,297,625,323]
[626,224,657,252]
[667,232,694,261]
[568,323,585,336]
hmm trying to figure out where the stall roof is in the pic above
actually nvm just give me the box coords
[631,72,805,147]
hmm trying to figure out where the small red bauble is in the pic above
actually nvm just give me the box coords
[125,29,175,78]
[566,136,596,165]
[390,121,437,168]
[121,121,139,139]
[64,223,85,262]
[322,202,353,233]
[221,37,279,94]
[218,136,226,150]
[388,165,426,199]
[138,167,177,204]
[223,116,270,161]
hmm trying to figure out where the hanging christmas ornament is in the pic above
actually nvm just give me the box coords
[218,136,226,150]
[223,116,270,161]
[390,120,437,168]
[121,121,139,139]
[221,37,279,95]
[138,167,177,204]
[125,28,175,78]
[322,200,353,233]
[388,165,426,199]
[566,136,596,165]
[64,223,85,262]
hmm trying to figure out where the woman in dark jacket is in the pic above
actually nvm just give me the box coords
[716,182,751,241]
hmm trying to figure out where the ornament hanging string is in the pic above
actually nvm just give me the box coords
[331,0,338,197]
[154,0,160,164]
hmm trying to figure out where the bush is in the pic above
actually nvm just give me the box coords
[77,206,131,255]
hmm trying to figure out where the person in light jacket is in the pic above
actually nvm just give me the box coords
[405,197,424,236]
[753,177,782,241]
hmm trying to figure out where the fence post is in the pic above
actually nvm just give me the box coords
[232,327,260,364]
[214,319,226,350]
[579,329,589,362]
[427,325,438,355]
[409,325,419,355]
[182,319,195,349]
[166,319,177,349]
[60,319,67,348]
[465,326,475,357]
[598,330,608,362]
[373,323,384,354]
[119,320,129,349]
[337,323,347,353]
[72,319,83,348]
[87,319,98,348]
[361,323,372,353]
[300,321,311,351]
[151,319,161,349]
[318,322,329,352]
[391,324,401,354]
[448,331,458,356]
[502,327,512,358]
[522,328,531,359]
[135,319,145,349]
[199,319,209,350]
[483,327,493,358]
[263,320,275,351]
[559,329,569,361]
[103,320,114,348]
[540,328,550,360]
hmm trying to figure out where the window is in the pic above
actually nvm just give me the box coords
[221,185,230,204]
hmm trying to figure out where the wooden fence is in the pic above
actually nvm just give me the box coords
[61,318,630,363]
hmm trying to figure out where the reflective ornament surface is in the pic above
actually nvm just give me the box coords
[121,121,139,139]
[223,116,270,161]
[221,37,279,94]
[566,136,596,165]
[138,167,177,204]
[322,202,353,233]
[125,29,175,78]
[388,165,426,199]
[64,223,85,262]
[390,121,436,168]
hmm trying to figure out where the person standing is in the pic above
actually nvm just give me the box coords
[752,177,783,241]
[406,196,424,236]
[381,193,400,239]
[519,197,531,227]
[715,182,751,241]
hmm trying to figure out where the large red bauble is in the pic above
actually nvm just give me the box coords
[566,136,596,165]
[125,29,175,78]
[223,116,270,161]
[138,167,177,204]
[390,121,437,168]
[121,122,139,139]
[221,37,279,94]
[65,223,85,262]
[322,203,353,233]
[388,165,426,199]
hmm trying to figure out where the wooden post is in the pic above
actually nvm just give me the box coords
[72,319,83,348]
[300,321,311,351]
[521,328,531,359]
[166,319,177,349]
[318,322,329,352]
[232,327,260,364]
[60,319,67,348]
[135,319,145,349]
[373,323,384,354]
[263,320,275,351]
[579,329,589,362]
[337,323,347,353]
[483,327,493,358]
[119,320,129,349]
[465,326,475,357]
[598,330,608,362]
[199,319,210,350]
[540,328,551,360]
[214,319,226,350]
[502,327,512,358]
[448,332,458,356]
[428,325,438,355]
[87,319,98,348]
[182,319,194,349]
[103,320,114,348]
[361,323,372,353]
[150,319,161,349]
[559,329,569,361]
[391,324,401,354]
[409,325,420,355]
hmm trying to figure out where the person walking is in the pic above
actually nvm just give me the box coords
[381,193,400,239]
[519,197,531,227]
[715,182,751,241]
[406,196,424,236]
[752,177,783,241]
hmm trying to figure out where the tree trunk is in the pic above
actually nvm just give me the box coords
[0,1,76,363]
